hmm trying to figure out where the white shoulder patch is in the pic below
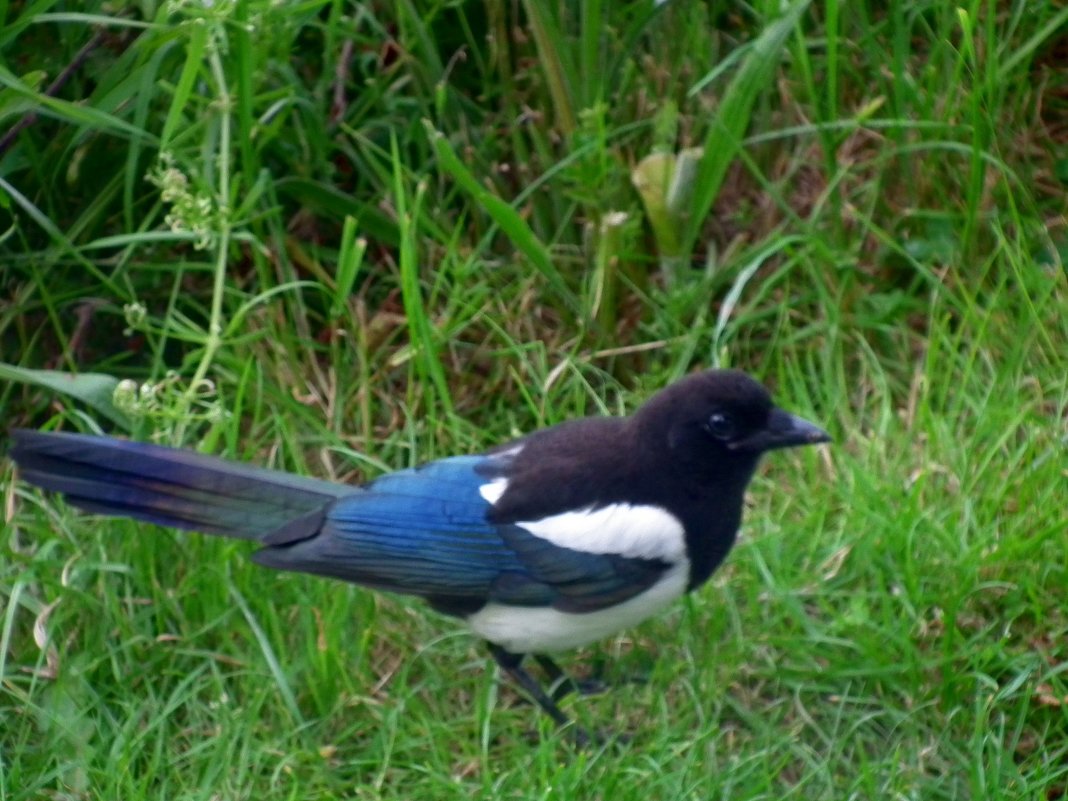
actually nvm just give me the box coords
[479,477,509,505]
[477,444,524,505]
[517,503,686,562]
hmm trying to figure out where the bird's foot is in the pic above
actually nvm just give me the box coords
[536,654,649,701]
[569,725,632,749]
[490,646,636,749]
[549,675,609,700]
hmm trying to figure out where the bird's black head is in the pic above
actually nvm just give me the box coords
[631,369,830,486]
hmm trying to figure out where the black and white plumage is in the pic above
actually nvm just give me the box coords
[9,369,830,742]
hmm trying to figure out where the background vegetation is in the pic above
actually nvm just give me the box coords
[1,0,1066,798]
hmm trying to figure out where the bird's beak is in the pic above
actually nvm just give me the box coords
[729,407,831,453]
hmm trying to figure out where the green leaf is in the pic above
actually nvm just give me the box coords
[274,178,400,247]
[632,147,704,285]
[0,363,131,430]
[0,64,155,144]
[682,0,812,258]
[426,122,581,317]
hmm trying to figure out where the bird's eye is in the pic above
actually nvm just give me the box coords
[705,411,736,440]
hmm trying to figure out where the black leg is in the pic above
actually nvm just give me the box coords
[489,645,592,746]
[535,654,620,700]
[534,654,572,697]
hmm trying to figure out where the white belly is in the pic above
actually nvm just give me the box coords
[464,561,689,653]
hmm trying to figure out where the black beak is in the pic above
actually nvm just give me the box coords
[729,407,831,453]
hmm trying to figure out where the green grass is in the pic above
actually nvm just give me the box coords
[2,1,1067,798]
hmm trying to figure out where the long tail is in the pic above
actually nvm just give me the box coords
[9,430,354,543]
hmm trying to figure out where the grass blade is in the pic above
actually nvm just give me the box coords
[0,363,131,430]
[682,0,811,258]
[426,122,580,317]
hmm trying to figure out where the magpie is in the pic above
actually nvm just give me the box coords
[9,369,829,743]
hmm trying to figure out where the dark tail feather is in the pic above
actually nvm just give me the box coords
[9,430,353,542]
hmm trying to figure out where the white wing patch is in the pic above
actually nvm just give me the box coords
[516,503,687,562]
[466,562,689,653]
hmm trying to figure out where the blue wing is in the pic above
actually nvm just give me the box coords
[251,455,669,613]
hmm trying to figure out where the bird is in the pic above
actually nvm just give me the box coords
[9,368,829,744]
